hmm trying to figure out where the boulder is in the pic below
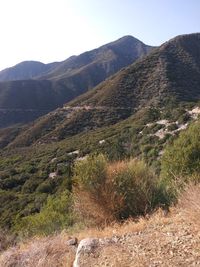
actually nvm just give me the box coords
[73,238,99,267]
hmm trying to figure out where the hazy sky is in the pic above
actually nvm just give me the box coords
[0,0,199,70]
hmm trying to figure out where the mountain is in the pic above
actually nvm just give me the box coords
[8,33,200,147]
[0,36,153,128]
[36,35,153,81]
[0,33,200,232]
[0,61,59,81]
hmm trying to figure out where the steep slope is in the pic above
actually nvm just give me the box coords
[70,33,200,108]
[0,36,153,128]
[9,33,200,146]
[0,61,59,81]
[37,35,153,81]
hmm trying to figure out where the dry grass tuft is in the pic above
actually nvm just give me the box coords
[178,183,200,230]
[73,207,171,241]
[0,233,75,267]
[73,188,120,228]
[0,230,17,252]
[106,160,127,177]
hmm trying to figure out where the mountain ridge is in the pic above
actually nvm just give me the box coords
[0,36,154,127]
[0,61,59,81]
[6,33,200,147]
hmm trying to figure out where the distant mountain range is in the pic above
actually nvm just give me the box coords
[0,36,153,127]
[0,61,59,81]
[7,33,200,147]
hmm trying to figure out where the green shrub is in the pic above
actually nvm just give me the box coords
[21,177,42,193]
[161,121,200,181]
[178,113,191,124]
[167,123,178,131]
[144,107,161,123]
[110,159,158,218]
[36,180,55,194]
[73,154,107,192]
[14,191,74,236]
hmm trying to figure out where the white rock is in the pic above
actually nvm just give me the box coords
[156,119,169,125]
[50,157,57,163]
[99,139,105,145]
[76,155,88,161]
[188,107,200,119]
[67,150,79,156]
[66,237,78,246]
[188,107,200,115]
[49,172,57,179]
[73,238,99,267]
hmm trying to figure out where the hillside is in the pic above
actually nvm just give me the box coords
[0,36,153,127]
[0,79,80,128]
[7,33,200,147]
[0,185,200,267]
[0,33,200,248]
[0,61,59,81]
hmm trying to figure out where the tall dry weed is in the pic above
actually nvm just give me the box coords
[178,184,200,229]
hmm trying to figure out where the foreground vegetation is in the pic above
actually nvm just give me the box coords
[0,105,199,234]
[0,109,199,267]
[3,118,197,237]
[1,183,200,267]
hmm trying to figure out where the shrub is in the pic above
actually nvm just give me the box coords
[73,155,160,226]
[36,180,55,194]
[108,159,158,218]
[0,229,17,252]
[73,154,113,226]
[21,177,42,193]
[144,106,161,123]
[161,121,200,182]
[14,191,74,236]
[178,112,191,124]
[159,121,200,204]
[73,154,107,192]
[167,123,178,132]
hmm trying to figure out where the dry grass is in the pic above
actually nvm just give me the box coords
[72,207,171,241]
[0,209,170,267]
[106,160,127,177]
[0,230,17,252]
[0,233,75,267]
[178,183,200,230]
[73,189,119,227]
[1,184,200,267]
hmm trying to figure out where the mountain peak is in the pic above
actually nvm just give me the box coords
[0,36,154,128]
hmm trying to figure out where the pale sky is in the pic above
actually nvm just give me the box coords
[0,0,199,70]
